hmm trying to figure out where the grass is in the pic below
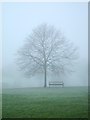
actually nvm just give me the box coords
[0,94,2,119]
[2,87,88,118]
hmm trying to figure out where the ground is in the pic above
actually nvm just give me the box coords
[0,94,2,119]
[2,87,88,118]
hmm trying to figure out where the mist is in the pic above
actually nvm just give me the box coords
[2,2,88,88]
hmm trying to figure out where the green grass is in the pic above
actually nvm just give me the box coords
[0,94,2,119]
[2,87,88,118]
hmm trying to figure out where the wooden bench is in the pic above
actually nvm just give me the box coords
[49,81,64,87]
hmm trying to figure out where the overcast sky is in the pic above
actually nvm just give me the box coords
[2,2,88,88]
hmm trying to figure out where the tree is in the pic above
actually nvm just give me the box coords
[17,24,78,87]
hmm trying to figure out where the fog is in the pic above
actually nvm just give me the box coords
[2,2,88,88]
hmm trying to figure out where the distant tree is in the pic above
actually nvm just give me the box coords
[17,24,78,87]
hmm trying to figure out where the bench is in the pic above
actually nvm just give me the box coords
[49,81,64,87]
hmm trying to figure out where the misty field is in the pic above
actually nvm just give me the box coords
[2,87,88,118]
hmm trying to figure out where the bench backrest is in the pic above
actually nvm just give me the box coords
[49,81,64,84]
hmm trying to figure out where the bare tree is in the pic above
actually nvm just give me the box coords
[17,24,78,87]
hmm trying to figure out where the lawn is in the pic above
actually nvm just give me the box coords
[2,87,88,118]
[0,94,2,119]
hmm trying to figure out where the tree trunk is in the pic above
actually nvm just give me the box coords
[44,62,47,87]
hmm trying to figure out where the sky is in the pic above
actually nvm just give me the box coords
[2,2,88,88]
